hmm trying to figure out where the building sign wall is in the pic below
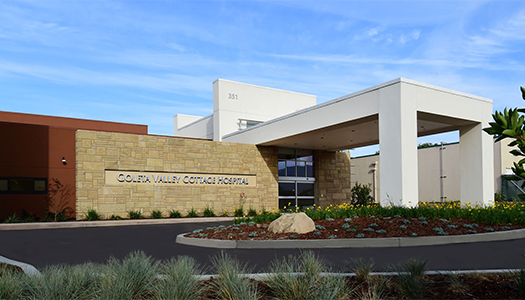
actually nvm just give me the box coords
[75,130,278,220]
[105,170,257,187]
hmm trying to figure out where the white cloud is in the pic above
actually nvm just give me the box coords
[411,29,421,40]
[355,26,387,41]
[399,34,407,45]
[366,27,380,37]
[0,59,213,98]
[1,0,524,143]
[167,43,185,52]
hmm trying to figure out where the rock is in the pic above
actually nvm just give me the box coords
[268,213,316,234]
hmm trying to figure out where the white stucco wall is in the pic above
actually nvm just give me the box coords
[174,77,494,207]
[174,114,213,139]
[173,79,316,141]
[352,140,515,203]
[223,85,380,146]
[213,79,316,141]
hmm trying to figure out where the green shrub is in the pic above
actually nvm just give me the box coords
[234,192,247,217]
[513,269,525,298]
[203,206,216,217]
[22,214,37,223]
[150,210,163,219]
[110,214,123,220]
[186,208,198,218]
[393,259,428,299]
[84,209,101,221]
[154,256,205,300]
[350,182,374,206]
[447,272,468,296]
[247,207,257,217]
[357,275,389,300]
[494,192,507,202]
[169,210,182,218]
[351,258,375,282]
[41,212,67,222]
[234,207,244,217]
[3,213,22,224]
[127,210,143,219]
[234,211,281,224]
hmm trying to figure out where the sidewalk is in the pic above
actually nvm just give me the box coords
[0,217,235,231]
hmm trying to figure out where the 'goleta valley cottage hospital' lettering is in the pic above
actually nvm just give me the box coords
[105,170,257,187]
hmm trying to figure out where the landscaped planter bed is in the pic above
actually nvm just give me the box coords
[184,215,524,240]
[2,251,524,300]
[198,274,523,299]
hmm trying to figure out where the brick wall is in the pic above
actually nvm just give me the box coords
[76,130,278,219]
[316,151,352,207]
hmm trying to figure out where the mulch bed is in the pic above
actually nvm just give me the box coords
[184,216,524,240]
[198,274,522,299]
[0,262,23,274]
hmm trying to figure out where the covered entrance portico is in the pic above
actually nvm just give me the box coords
[223,78,494,207]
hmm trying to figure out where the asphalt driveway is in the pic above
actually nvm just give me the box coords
[1,221,525,272]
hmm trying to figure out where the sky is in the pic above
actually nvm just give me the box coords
[1,0,524,157]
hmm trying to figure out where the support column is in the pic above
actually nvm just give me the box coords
[378,83,419,207]
[459,113,494,206]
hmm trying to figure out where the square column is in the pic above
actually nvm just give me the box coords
[459,117,494,207]
[378,84,419,207]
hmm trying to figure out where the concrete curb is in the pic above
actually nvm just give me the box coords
[196,269,524,281]
[0,217,234,231]
[176,228,525,249]
[0,255,40,276]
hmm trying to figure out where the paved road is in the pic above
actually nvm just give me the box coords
[1,222,525,272]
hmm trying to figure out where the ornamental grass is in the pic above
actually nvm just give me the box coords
[2,251,525,299]
[266,250,352,300]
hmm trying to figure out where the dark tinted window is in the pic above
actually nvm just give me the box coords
[0,178,47,194]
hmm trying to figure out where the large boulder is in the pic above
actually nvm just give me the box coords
[268,213,316,234]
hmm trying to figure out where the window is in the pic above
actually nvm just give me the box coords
[278,148,315,209]
[238,119,263,130]
[278,148,314,178]
[0,178,47,194]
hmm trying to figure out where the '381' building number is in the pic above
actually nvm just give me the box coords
[228,93,238,100]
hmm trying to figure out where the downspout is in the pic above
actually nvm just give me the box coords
[372,161,378,203]
[440,142,446,202]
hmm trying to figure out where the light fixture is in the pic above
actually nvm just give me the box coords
[62,157,67,165]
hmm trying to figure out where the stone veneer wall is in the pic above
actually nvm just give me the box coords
[75,130,278,220]
[316,151,352,207]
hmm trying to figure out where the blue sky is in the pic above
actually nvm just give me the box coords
[1,0,524,156]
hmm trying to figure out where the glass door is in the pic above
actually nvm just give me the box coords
[278,148,315,209]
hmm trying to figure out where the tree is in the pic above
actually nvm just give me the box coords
[417,142,439,149]
[483,86,525,184]
[45,178,74,221]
